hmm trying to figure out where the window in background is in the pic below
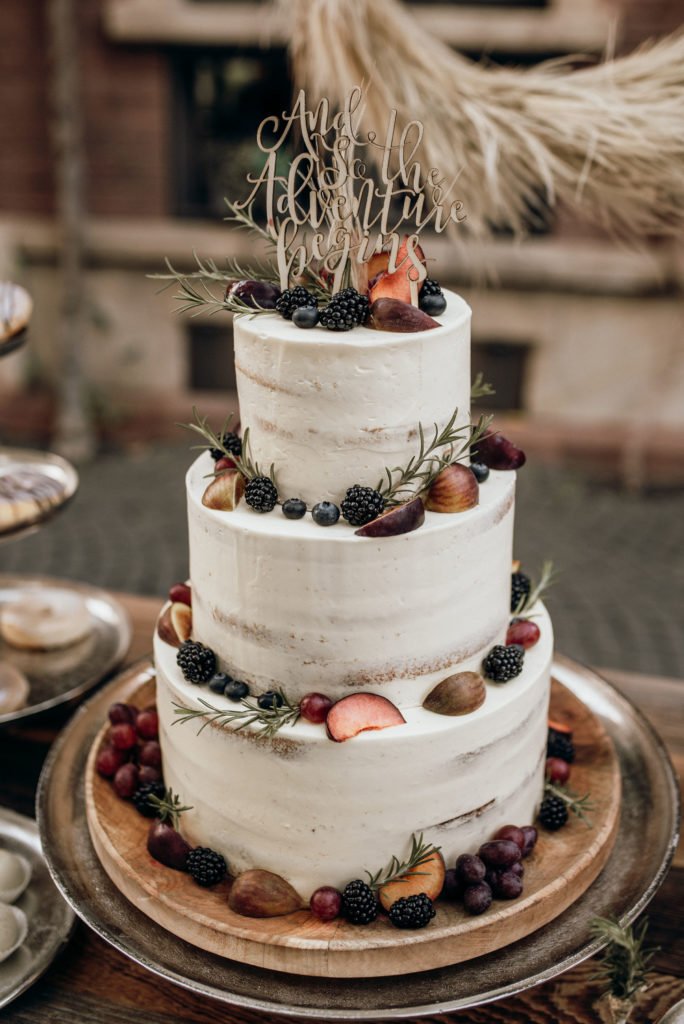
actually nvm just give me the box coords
[471,340,532,412]
[188,323,236,391]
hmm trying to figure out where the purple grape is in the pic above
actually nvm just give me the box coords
[442,868,464,901]
[478,840,521,868]
[228,279,281,310]
[509,861,524,878]
[463,882,492,916]
[490,870,523,900]
[310,886,342,922]
[520,825,538,858]
[138,764,162,785]
[455,853,486,885]
[493,824,525,851]
[108,702,136,726]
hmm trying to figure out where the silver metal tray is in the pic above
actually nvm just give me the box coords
[0,576,131,725]
[0,448,79,543]
[36,655,679,1020]
[0,807,75,1010]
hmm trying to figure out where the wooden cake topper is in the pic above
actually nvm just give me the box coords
[233,87,466,297]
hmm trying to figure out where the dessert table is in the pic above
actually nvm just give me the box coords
[1,592,682,1023]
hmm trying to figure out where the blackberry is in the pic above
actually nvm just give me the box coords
[539,795,569,831]
[511,572,531,612]
[341,879,378,925]
[275,286,317,320]
[187,847,227,887]
[340,485,385,527]
[420,278,443,297]
[132,781,166,818]
[177,640,217,684]
[483,644,524,683]
[245,475,278,513]
[388,893,436,930]
[547,730,576,764]
[319,288,370,332]
[209,431,242,462]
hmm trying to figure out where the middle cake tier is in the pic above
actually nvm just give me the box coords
[188,454,515,707]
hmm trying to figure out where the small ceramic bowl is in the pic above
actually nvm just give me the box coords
[0,849,32,903]
[0,904,28,963]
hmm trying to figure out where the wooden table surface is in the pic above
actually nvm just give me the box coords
[1,592,682,1024]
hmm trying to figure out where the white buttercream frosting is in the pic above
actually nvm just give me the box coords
[188,453,515,706]
[156,605,552,899]
[234,290,471,506]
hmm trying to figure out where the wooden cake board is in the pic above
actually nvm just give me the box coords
[85,671,621,978]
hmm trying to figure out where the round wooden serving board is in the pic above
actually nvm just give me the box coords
[85,666,621,978]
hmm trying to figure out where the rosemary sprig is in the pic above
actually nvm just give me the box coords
[545,782,594,827]
[365,833,441,892]
[376,410,492,506]
[172,691,300,739]
[147,788,193,828]
[150,255,280,318]
[590,916,657,1007]
[514,560,557,616]
[180,407,274,484]
[471,372,495,401]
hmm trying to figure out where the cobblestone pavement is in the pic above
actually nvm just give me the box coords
[1,446,682,678]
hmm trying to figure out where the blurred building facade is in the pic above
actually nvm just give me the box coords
[0,0,682,481]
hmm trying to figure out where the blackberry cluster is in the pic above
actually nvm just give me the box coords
[547,730,576,764]
[340,485,385,527]
[341,880,378,925]
[483,644,524,683]
[187,847,227,887]
[420,278,443,297]
[319,288,370,332]
[245,475,278,513]
[539,795,569,831]
[511,572,531,612]
[209,431,242,462]
[177,640,217,684]
[133,781,166,818]
[388,893,436,930]
[275,287,317,320]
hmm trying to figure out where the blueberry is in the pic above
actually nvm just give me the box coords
[257,690,284,710]
[470,462,490,483]
[208,672,232,694]
[282,498,307,520]
[225,679,250,702]
[292,305,320,329]
[312,501,340,526]
[419,293,447,316]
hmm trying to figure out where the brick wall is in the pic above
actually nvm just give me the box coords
[0,0,170,218]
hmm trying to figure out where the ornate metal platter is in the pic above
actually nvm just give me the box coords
[0,449,79,544]
[36,655,679,1019]
[0,807,75,1010]
[0,576,131,725]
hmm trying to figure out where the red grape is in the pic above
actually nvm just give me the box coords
[506,619,540,649]
[520,825,538,858]
[113,762,139,799]
[478,840,521,868]
[299,693,333,724]
[442,868,464,901]
[509,861,524,878]
[455,853,486,885]
[136,710,159,740]
[139,740,162,768]
[493,824,525,851]
[309,886,342,922]
[463,882,492,916]
[96,745,126,778]
[169,583,192,607]
[491,870,523,900]
[138,765,163,785]
[108,702,136,726]
[110,723,137,750]
[546,757,571,784]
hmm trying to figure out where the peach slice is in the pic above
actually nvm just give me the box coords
[326,693,406,742]
[425,464,478,513]
[548,718,573,736]
[369,236,426,304]
[156,602,192,647]
[354,497,425,538]
[202,469,245,511]
[378,849,446,911]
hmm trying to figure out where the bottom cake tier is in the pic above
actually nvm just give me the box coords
[154,606,553,900]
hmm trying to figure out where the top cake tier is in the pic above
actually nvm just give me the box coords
[234,290,471,507]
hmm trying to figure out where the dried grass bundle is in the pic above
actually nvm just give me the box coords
[286,0,684,239]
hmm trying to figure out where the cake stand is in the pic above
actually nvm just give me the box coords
[36,655,679,1019]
